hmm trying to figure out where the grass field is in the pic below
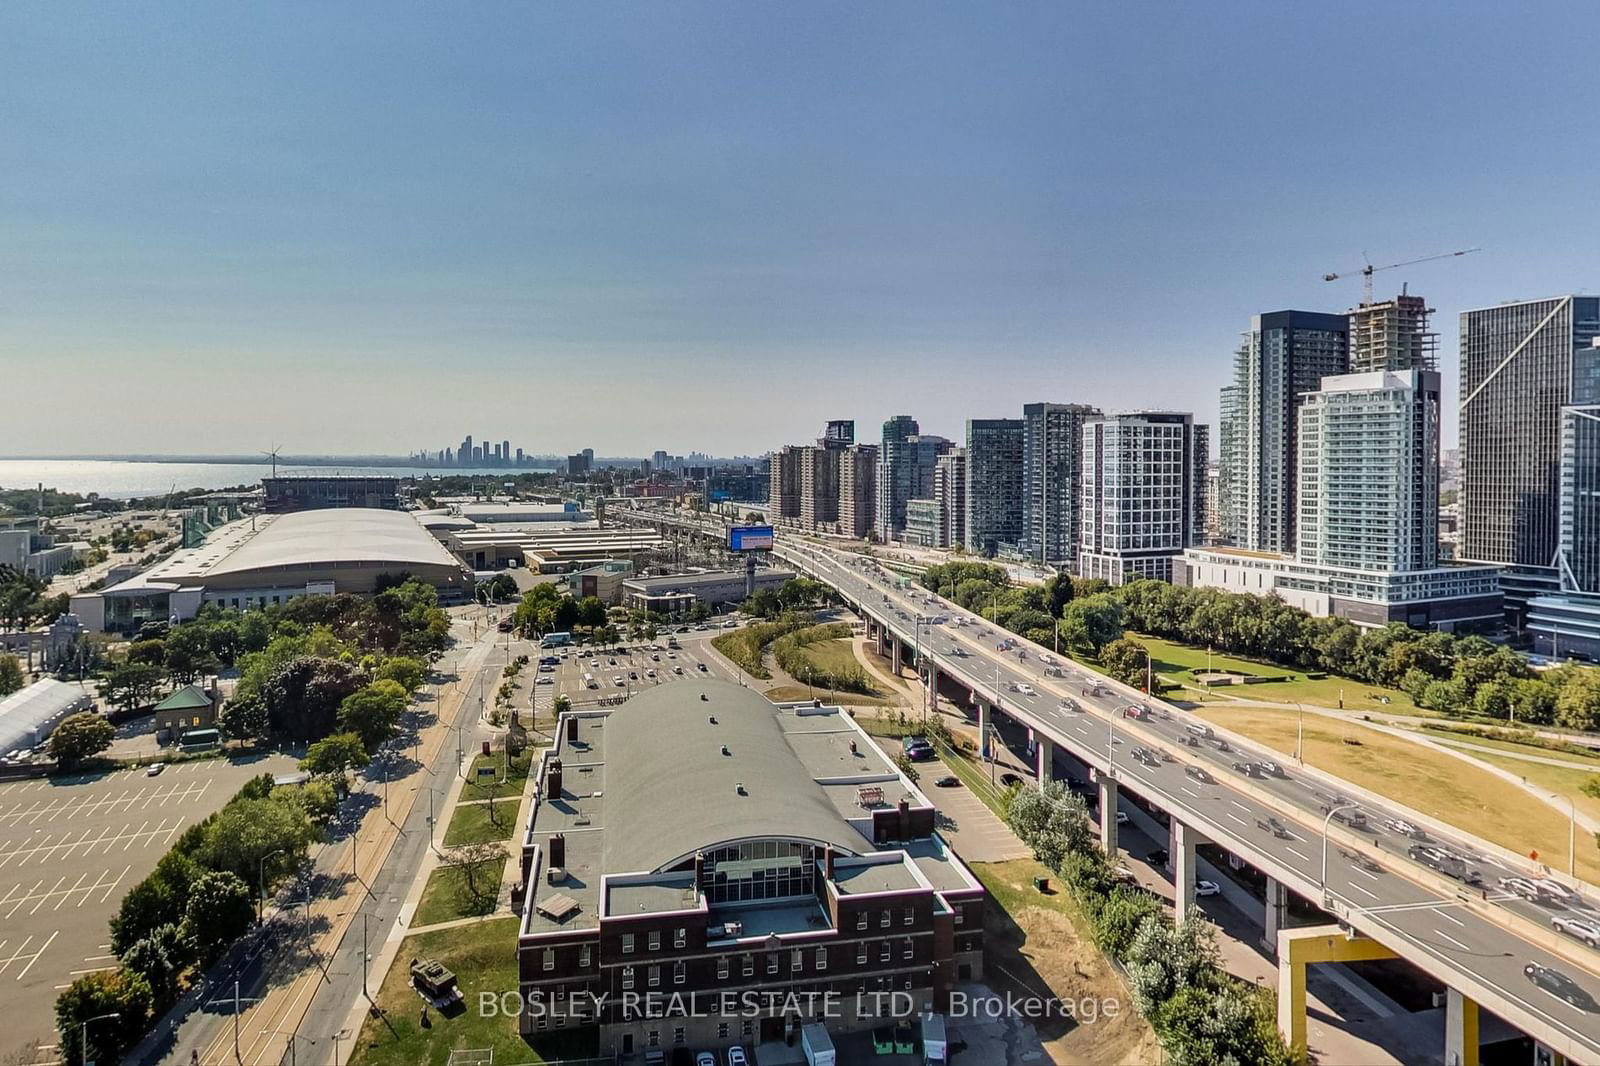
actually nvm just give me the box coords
[1136,635,1423,714]
[792,637,886,692]
[1455,751,1600,827]
[348,918,595,1066]
[460,749,533,803]
[1417,726,1600,765]
[763,683,896,706]
[414,855,509,927]
[1192,704,1600,881]
[443,799,520,846]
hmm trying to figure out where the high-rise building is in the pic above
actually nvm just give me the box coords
[1219,310,1349,553]
[933,448,967,550]
[1348,292,1437,373]
[768,446,802,520]
[823,420,855,447]
[1460,296,1600,624]
[652,450,670,471]
[567,452,592,476]
[502,440,511,464]
[1179,370,1501,631]
[838,444,878,539]
[876,415,920,541]
[459,435,474,466]
[1021,402,1102,567]
[515,447,524,465]
[1528,339,1600,659]
[964,419,1025,556]
[798,445,840,529]
[1078,413,1207,585]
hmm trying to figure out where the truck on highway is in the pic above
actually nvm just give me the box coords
[801,1022,836,1066]
[1407,844,1482,884]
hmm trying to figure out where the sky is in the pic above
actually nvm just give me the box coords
[1,2,1597,457]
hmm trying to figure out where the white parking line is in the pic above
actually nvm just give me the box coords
[14,929,57,981]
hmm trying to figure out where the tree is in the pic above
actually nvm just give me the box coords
[54,969,154,1066]
[125,639,166,667]
[262,656,363,740]
[374,655,426,694]
[48,712,114,767]
[1420,678,1468,715]
[1125,911,1219,1018]
[575,596,608,628]
[1101,638,1150,690]
[443,840,508,915]
[301,732,371,783]
[295,778,341,827]
[337,679,408,749]
[110,851,199,954]
[893,751,920,785]
[195,796,317,889]
[552,694,572,717]
[686,600,713,623]
[162,624,217,683]
[181,870,254,963]
[0,653,22,697]
[1059,594,1125,656]
[218,693,269,742]
[121,922,193,1009]
[97,661,163,713]
[1045,574,1074,617]
[1556,672,1600,732]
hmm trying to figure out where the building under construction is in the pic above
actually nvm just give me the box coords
[1348,291,1438,373]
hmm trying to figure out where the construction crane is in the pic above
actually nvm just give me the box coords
[1323,248,1480,306]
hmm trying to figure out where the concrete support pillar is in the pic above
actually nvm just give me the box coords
[1444,988,1480,1066]
[1096,773,1119,855]
[926,663,939,717]
[1276,925,1397,1061]
[977,702,989,760]
[1035,737,1053,787]
[1263,876,1288,956]
[1171,821,1203,925]
[876,623,886,657]
[890,636,903,676]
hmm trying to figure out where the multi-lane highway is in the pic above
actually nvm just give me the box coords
[767,536,1600,1061]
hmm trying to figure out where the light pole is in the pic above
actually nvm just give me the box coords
[1570,796,1578,878]
[1294,702,1305,764]
[258,847,285,923]
[1320,802,1360,897]
[81,1011,117,1066]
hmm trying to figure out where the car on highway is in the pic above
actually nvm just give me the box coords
[1408,844,1482,885]
[1553,914,1600,948]
[934,775,960,788]
[1231,760,1262,777]
[1017,684,1035,697]
[538,664,555,673]
[1122,705,1149,720]
[1039,653,1057,665]
[1338,847,1381,872]
[1058,698,1081,713]
[1195,880,1221,897]
[1383,818,1428,840]
[1258,761,1289,779]
[1524,962,1600,1010]
[1184,766,1214,784]
[1499,876,1544,902]
[1535,878,1586,908]
[1258,817,1293,839]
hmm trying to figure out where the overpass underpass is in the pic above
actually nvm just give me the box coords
[775,540,1600,1066]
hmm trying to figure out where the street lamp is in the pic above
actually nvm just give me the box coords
[1320,802,1360,897]
[258,847,285,923]
[81,1011,118,1066]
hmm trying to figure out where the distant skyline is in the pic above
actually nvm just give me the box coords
[3,3,1597,456]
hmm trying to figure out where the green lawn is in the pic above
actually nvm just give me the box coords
[443,800,520,846]
[791,638,883,689]
[414,856,509,927]
[1131,634,1423,714]
[348,918,596,1066]
[1419,728,1600,766]
[460,749,533,803]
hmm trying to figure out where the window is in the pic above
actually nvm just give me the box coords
[621,966,635,990]
[673,961,686,985]
[902,939,914,960]
[718,1022,730,1039]
[742,955,754,977]
[674,927,686,948]
[790,949,803,972]
[879,942,891,962]
[903,906,915,926]
[741,1020,754,1038]
[580,945,592,967]
[880,910,891,928]
[648,965,661,988]
[718,957,730,979]
[952,909,963,927]
[622,934,635,955]
[673,1026,686,1045]
[856,912,868,931]
[542,948,555,971]
[647,1030,660,1048]
[648,931,661,951]
[815,947,827,971]
[856,943,867,964]
[767,953,779,975]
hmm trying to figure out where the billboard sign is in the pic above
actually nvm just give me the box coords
[728,525,774,552]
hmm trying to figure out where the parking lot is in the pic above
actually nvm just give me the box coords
[527,623,749,709]
[0,753,296,1062]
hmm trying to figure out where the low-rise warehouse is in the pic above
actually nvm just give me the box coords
[622,569,794,615]
[0,679,94,760]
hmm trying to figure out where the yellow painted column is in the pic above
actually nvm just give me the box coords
[1446,988,1479,1066]
[1277,925,1399,1061]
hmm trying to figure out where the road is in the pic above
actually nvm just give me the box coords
[774,537,1600,1062]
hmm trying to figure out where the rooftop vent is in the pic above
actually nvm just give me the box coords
[708,715,717,725]
[721,745,731,756]
[735,782,747,796]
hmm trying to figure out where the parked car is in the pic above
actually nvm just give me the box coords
[1145,848,1169,867]
[146,762,165,777]
[725,1048,750,1066]
[934,775,960,788]
[697,662,708,672]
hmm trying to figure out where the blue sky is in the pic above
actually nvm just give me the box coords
[1,2,1595,456]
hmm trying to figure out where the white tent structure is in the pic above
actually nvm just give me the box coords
[0,679,93,758]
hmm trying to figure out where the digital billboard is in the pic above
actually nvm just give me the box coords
[728,525,775,552]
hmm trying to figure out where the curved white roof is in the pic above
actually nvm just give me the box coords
[0,679,92,755]
[206,510,463,578]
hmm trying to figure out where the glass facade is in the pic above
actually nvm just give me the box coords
[699,840,818,905]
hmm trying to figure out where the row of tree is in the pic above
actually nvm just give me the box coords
[59,774,326,1066]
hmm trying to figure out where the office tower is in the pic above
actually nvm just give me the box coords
[1079,413,1207,584]
[839,444,878,539]
[1528,340,1600,658]
[567,452,591,476]
[1021,402,1102,566]
[652,450,670,471]
[502,440,511,464]
[876,415,920,540]
[582,448,595,467]
[1296,372,1439,573]
[459,435,473,465]
[515,447,524,465]
[768,446,802,520]
[964,418,1025,556]
[1349,292,1437,373]
[1219,310,1349,553]
[824,420,855,447]
[934,448,967,550]
[1460,296,1600,623]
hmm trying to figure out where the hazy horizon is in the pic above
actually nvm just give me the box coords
[4,2,1597,456]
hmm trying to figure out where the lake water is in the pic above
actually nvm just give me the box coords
[0,459,541,499]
